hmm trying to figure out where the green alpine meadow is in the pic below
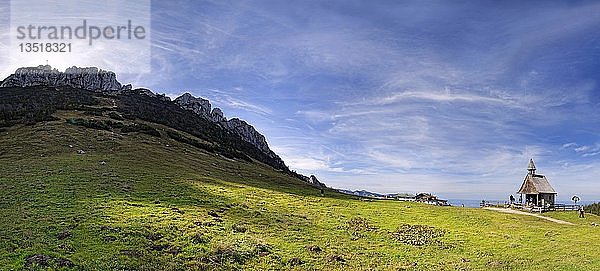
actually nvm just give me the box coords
[1,103,599,270]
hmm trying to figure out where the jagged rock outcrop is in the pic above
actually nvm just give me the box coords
[136,88,171,102]
[210,108,226,123]
[306,175,326,188]
[174,93,271,154]
[0,65,130,91]
[174,92,228,122]
[223,118,271,154]
[296,174,326,188]
[174,93,213,119]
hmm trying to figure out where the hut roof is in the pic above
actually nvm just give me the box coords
[518,174,556,194]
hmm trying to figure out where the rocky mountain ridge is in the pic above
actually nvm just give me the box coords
[173,92,276,163]
[0,65,326,188]
[0,65,131,92]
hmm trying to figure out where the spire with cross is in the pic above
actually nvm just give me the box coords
[527,158,536,175]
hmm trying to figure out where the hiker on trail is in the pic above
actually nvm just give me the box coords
[510,195,515,204]
[579,206,585,218]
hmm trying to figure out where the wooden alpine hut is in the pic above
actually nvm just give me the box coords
[517,159,556,207]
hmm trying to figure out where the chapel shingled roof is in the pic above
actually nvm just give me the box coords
[518,159,556,194]
[518,174,557,194]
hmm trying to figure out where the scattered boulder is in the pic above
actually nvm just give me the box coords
[168,247,182,255]
[255,243,271,256]
[56,258,75,268]
[327,254,346,263]
[25,254,51,268]
[232,224,247,233]
[208,210,220,218]
[306,245,322,253]
[288,257,304,266]
[57,230,72,240]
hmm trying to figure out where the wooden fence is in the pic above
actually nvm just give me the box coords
[536,204,580,212]
[480,202,580,213]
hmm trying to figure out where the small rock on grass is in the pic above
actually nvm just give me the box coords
[26,254,51,268]
[57,230,72,240]
[288,257,304,266]
[56,258,75,268]
[232,224,247,233]
[208,210,220,217]
[306,245,322,253]
[327,254,346,263]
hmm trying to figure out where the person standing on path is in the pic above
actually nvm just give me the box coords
[579,205,585,218]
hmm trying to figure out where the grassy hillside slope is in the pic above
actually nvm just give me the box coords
[1,113,600,270]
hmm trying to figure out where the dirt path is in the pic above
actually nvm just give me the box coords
[484,207,575,225]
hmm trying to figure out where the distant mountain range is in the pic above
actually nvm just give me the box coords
[337,189,415,198]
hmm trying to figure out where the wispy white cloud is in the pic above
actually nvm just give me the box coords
[368,90,522,107]
[204,89,273,116]
[562,143,600,158]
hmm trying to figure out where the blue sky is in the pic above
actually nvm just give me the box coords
[2,1,600,200]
